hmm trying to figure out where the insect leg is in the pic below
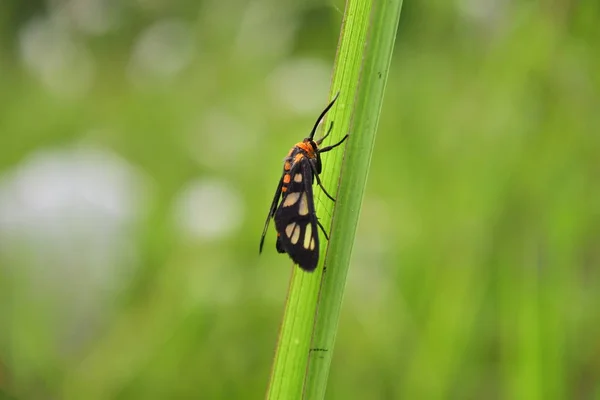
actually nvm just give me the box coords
[316,219,329,241]
[307,161,336,202]
[318,134,349,154]
[316,121,334,145]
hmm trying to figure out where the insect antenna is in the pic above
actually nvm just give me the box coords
[308,92,340,140]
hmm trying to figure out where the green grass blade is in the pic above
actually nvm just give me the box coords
[266,0,403,398]
[304,0,404,397]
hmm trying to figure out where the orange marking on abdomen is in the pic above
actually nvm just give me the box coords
[284,161,292,171]
[282,186,287,192]
[283,174,291,184]
[294,153,304,163]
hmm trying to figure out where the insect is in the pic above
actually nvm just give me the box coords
[259,93,349,271]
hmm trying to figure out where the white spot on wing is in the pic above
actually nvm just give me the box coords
[310,238,315,250]
[298,193,309,216]
[283,192,300,207]
[285,222,296,237]
[304,224,312,249]
[294,173,302,183]
[291,224,301,244]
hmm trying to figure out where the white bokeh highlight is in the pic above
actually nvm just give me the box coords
[66,0,122,35]
[267,58,332,114]
[19,16,94,97]
[172,178,244,241]
[0,145,150,352]
[128,19,195,85]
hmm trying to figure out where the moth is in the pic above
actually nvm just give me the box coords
[259,93,348,271]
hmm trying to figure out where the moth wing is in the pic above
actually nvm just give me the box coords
[259,177,284,253]
[274,161,320,271]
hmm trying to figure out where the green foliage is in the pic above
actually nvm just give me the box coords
[1,1,600,399]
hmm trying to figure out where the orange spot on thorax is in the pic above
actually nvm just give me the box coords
[296,141,316,158]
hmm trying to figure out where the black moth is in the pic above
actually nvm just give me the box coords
[259,93,348,271]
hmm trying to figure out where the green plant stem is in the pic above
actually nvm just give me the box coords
[266,0,403,398]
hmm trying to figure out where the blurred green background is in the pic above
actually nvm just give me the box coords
[1,0,600,399]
